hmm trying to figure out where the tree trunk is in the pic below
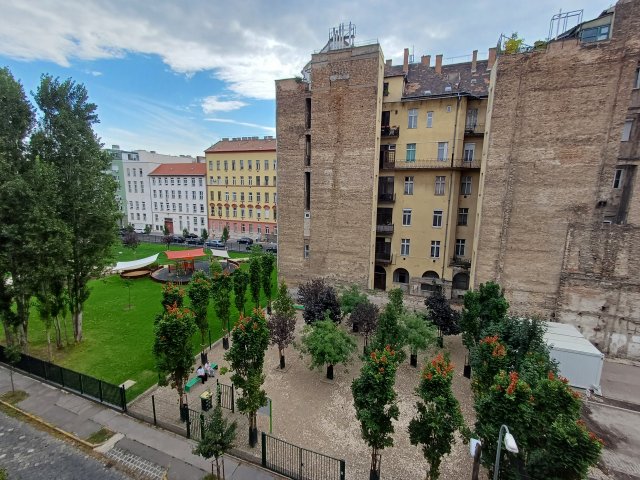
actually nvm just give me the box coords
[370,448,380,480]
[326,364,334,380]
[46,329,52,362]
[249,413,258,447]
[2,321,15,347]
[222,336,229,350]
[279,350,286,370]
[410,352,418,367]
[10,368,15,393]
[215,456,220,479]
[62,314,70,346]
[73,307,83,342]
[53,316,62,348]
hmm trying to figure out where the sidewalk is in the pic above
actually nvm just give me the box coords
[0,365,281,480]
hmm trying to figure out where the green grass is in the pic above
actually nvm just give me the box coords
[0,245,277,401]
[86,427,114,444]
[112,242,249,263]
[0,390,28,405]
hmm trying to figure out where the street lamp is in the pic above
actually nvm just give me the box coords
[493,424,518,480]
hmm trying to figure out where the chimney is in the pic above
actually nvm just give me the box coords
[435,54,443,74]
[403,48,409,74]
[385,59,392,66]
[471,50,478,72]
[421,55,431,67]
[488,47,497,70]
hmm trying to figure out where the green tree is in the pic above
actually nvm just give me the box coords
[401,312,437,367]
[260,253,275,311]
[268,282,297,369]
[459,281,509,350]
[187,271,211,351]
[248,255,262,308]
[201,228,209,243]
[210,257,223,278]
[182,227,189,238]
[152,304,196,406]
[221,226,229,244]
[193,402,237,480]
[232,269,249,315]
[5,343,22,392]
[347,300,379,352]
[224,309,269,447]
[504,32,525,54]
[339,284,368,318]
[212,273,232,347]
[297,278,341,324]
[298,318,356,379]
[31,75,119,343]
[372,289,406,362]
[161,282,184,310]
[352,345,400,479]
[122,230,140,253]
[425,289,460,336]
[409,353,464,480]
[144,224,151,234]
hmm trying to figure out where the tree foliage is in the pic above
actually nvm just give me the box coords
[248,255,262,307]
[152,304,196,404]
[504,32,525,54]
[401,312,437,356]
[352,345,400,471]
[224,309,270,437]
[268,282,297,366]
[425,289,460,336]
[298,318,356,371]
[460,281,509,350]
[221,226,229,244]
[409,354,464,480]
[212,273,232,336]
[372,289,406,361]
[260,253,275,308]
[201,228,209,242]
[297,278,341,324]
[187,271,211,348]
[193,402,237,479]
[232,269,249,316]
[161,282,184,310]
[122,231,140,252]
[348,300,379,350]
[339,284,368,317]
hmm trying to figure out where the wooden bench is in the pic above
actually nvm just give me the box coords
[185,377,200,393]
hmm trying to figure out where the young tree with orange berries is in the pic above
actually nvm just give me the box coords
[409,354,464,480]
[352,345,400,480]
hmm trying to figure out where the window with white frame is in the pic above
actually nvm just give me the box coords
[455,239,466,257]
[408,109,418,129]
[240,160,244,169]
[426,111,433,128]
[622,120,633,141]
[264,160,269,170]
[401,238,410,256]
[126,168,130,177]
[433,210,443,227]
[461,176,472,195]
[635,68,640,89]
[406,143,416,162]
[430,240,441,258]
[404,176,414,195]
[402,209,412,226]
[249,192,253,202]
[128,181,131,193]
[613,168,624,189]
[265,192,270,203]
[248,176,253,186]
[463,143,475,162]
[304,243,310,258]
[435,176,446,195]
[458,208,469,226]
[437,142,448,161]
[199,192,204,200]
[232,192,237,201]
[177,178,181,186]
[140,182,144,193]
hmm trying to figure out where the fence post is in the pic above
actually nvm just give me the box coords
[299,445,303,480]
[231,385,235,413]
[186,410,191,439]
[60,369,65,388]
[79,375,84,395]
[43,362,48,381]
[120,386,127,412]
[98,380,103,402]
[200,413,205,439]
[261,432,267,467]
[208,329,212,349]
[152,395,157,426]
[340,459,346,480]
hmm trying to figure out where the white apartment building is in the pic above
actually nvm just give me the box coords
[148,163,208,235]
[122,150,196,232]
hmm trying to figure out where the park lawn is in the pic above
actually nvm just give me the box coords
[0,260,277,401]
[112,242,249,263]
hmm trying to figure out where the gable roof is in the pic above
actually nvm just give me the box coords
[205,137,276,154]
[148,163,206,176]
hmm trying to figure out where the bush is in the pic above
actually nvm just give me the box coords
[297,278,341,324]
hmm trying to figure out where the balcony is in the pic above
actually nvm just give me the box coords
[464,123,485,136]
[375,250,392,265]
[381,126,400,137]
[378,192,395,203]
[376,224,394,235]
[454,159,482,169]
[449,256,471,268]
[384,158,482,170]
[380,150,396,170]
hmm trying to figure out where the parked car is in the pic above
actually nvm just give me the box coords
[170,235,185,243]
[265,245,278,254]
[186,237,203,245]
[246,243,263,251]
[184,233,199,239]
[206,240,226,249]
[237,237,254,245]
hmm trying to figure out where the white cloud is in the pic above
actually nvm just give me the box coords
[84,70,103,76]
[204,118,276,134]
[201,96,247,114]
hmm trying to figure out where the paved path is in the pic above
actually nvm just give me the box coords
[0,366,282,480]
[0,409,130,480]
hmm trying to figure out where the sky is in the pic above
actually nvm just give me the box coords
[0,0,606,157]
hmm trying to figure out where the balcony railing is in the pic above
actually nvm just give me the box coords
[378,192,395,203]
[381,126,400,137]
[384,158,482,170]
[375,251,392,264]
[376,224,394,235]
[449,256,471,268]
[464,123,485,135]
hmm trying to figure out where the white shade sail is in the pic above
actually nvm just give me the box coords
[113,254,159,272]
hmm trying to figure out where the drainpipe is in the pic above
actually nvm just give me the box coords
[441,94,462,283]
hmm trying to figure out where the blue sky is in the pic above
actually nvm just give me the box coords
[0,0,605,157]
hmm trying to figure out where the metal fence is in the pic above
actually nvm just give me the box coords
[0,344,126,411]
[261,432,346,480]
[216,379,235,412]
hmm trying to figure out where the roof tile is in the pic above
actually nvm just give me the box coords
[205,138,276,153]
[148,163,206,176]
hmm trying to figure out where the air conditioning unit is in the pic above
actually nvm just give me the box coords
[304,211,311,219]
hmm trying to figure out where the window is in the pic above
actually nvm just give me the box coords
[402,209,412,226]
[218,207,222,216]
[200,204,204,213]
[264,176,269,186]
[225,207,230,217]
[178,191,181,199]
[216,160,220,170]
[171,190,175,199]
[224,160,228,171]
[304,172,311,210]
[177,178,181,186]
[383,82,389,96]
[248,160,252,170]
[264,160,269,171]
[455,239,466,257]
[613,168,624,189]
[152,177,156,185]
[178,203,182,212]
[192,191,196,200]
[461,176,472,195]
[274,159,277,170]
[265,192,270,203]
[225,192,229,201]
[127,181,131,193]
[433,210,443,227]
[408,109,418,129]
[208,161,213,170]
[154,202,157,210]
[463,143,475,162]
[406,143,416,162]
[437,142,448,161]
[136,213,140,220]
[581,24,610,43]
[140,182,144,193]
[240,192,245,202]
[248,176,253,186]
[401,238,410,256]
[164,178,168,185]
[265,209,270,219]
[249,192,253,202]
[191,178,195,187]
[256,160,260,171]
[232,160,236,171]
[393,268,409,284]
[304,244,310,259]
[635,68,640,89]
[426,111,433,128]
[458,208,469,226]
[132,169,136,177]
[240,176,244,186]
[126,168,130,177]
[404,176,414,195]
[141,202,146,210]
[256,176,261,186]
[233,207,237,218]
[225,176,229,185]
[622,120,633,141]
[430,240,441,258]
[129,201,133,209]
[273,176,277,186]
[249,208,253,218]
[199,192,204,200]
[170,178,174,186]
[240,160,244,170]
[172,203,176,212]
[198,178,203,187]
[257,192,261,202]
[435,176,446,195]
[232,192,237,201]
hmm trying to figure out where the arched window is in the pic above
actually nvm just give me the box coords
[393,268,409,284]
[452,272,470,290]
[421,271,440,292]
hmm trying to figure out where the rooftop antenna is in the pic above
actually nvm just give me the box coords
[328,22,356,51]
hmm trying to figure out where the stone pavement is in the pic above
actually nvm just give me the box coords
[600,358,640,405]
[0,365,283,480]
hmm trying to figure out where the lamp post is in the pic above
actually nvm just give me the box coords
[493,424,518,480]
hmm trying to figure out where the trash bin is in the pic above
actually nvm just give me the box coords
[200,390,213,412]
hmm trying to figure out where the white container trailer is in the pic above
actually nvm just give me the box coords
[543,321,604,394]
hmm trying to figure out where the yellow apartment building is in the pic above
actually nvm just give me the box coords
[205,137,277,240]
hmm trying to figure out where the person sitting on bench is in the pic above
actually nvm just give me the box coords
[205,362,215,377]
[197,365,207,384]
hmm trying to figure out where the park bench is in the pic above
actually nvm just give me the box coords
[185,377,200,392]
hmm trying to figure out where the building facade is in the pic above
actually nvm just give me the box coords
[149,163,208,235]
[105,145,130,227]
[276,28,491,298]
[205,137,277,240]
[473,0,640,359]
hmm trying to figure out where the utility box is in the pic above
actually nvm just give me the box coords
[200,390,213,412]
[544,321,604,394]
